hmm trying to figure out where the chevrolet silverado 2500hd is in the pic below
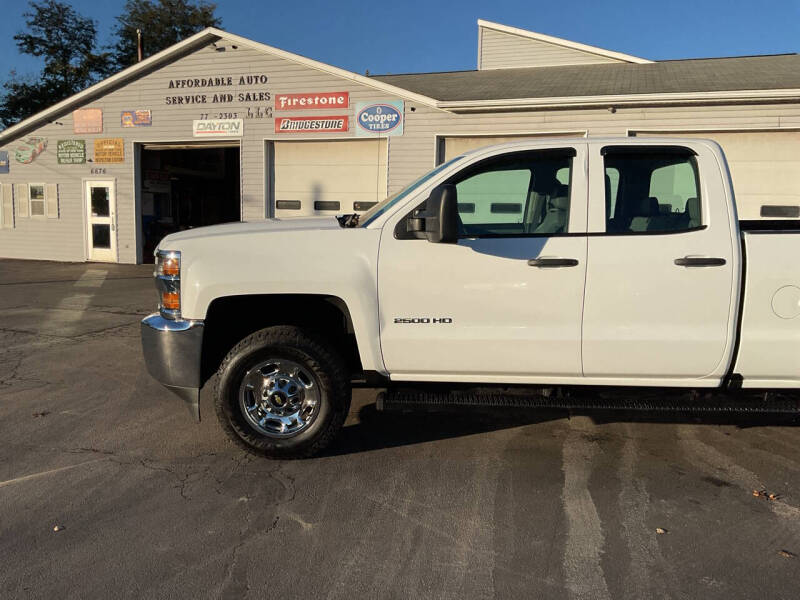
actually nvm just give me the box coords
[141,137,800,457]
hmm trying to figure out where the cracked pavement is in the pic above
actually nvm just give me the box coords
[1,258,799,599]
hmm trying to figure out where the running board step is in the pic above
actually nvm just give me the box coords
[376,388,800,414]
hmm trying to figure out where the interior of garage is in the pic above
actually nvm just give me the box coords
[139,145,240,261]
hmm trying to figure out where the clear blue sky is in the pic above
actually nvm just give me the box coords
[1,0,799,82]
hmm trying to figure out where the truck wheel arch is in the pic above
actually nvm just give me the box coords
[200,294,364,387]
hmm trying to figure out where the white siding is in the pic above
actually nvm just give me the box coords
[0,43,410,263]
[479,27,624,70]
[387,101,800,226]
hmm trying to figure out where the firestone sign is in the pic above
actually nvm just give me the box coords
[193,119,244,137]
[275,92,349,110]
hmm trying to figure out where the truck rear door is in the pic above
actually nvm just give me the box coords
[581,143,740,384]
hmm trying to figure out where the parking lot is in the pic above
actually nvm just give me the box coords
[0,258,799,599]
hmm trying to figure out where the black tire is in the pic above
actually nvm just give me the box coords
[213,326,351,458]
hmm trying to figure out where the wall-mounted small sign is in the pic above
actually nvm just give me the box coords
[193,119,243,137]
[275,92,349,110]
[73,108,103,134]
[15,137,47,163]
[121,109,152,127]
[355,100,404,136]
[57,139,86,164]
[94,138,124,163]
[274,116,348,133]
[0,151,8,174]
[90,167,107,175]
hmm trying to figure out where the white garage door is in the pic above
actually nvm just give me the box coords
[273,139,387,217]
[632,131,800,220]
[441,133,584,163]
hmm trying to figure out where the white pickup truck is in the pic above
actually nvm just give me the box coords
[141,137,800,457]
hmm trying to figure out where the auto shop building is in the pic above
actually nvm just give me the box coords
[1,19,799,263]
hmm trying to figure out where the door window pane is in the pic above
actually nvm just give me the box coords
[91,187,110,217]
[450,151,572,236]
[92,224,111,248]
[604,151,700,233]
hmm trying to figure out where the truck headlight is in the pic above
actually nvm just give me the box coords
[155,250,181,319]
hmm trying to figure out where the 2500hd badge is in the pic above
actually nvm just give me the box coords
[394,317,453,324]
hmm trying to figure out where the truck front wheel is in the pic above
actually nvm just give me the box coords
[213,326,351,458]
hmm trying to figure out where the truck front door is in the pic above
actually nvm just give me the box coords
[378,145,588,382]
[581,143,738,383]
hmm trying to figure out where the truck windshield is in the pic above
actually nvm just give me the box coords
[359,156,463,227]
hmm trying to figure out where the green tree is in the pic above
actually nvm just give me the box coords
[0,0,111,128]
[111,0,221,70]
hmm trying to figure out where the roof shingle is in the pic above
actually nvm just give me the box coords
[371,54,800,102]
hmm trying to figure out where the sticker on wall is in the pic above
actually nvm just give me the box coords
[73,108,103,134]
[193,119,243,137]
[14,137,47,164]
[57,139,86,164]
[0,151,8,173]
[275,92,349,111]
[121,109,152,128]
[94,138,124,163]
[355,100,404,136]
[274,116,348,133]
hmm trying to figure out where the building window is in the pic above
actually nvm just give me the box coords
[29,183,46,217]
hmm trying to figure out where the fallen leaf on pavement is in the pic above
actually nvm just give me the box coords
[656,528,668,534]
[779,550,796,559]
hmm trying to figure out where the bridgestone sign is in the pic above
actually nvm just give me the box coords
[274,116,349,133]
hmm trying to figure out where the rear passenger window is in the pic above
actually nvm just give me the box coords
[604,149,701,234]
[449,150,573,236]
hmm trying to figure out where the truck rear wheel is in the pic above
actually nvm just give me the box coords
[213,326,351,458]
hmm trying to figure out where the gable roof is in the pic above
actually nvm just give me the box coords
[372,53,800,110]
[477,19,652,67]
[0,27,441,144]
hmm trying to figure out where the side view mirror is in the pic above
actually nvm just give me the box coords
[406,184,459,243]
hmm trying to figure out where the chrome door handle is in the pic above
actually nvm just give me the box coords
[674,256,726,267]
[527,257,579,268]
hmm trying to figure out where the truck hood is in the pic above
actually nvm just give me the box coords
[160,217,341,244]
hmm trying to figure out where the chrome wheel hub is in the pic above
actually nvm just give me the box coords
[239,358,320,437]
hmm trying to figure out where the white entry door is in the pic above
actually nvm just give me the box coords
[85,180,117,262]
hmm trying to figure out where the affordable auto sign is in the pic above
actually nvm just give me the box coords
[355,100,404,136]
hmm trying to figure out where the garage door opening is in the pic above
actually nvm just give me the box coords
[139,144,240,262]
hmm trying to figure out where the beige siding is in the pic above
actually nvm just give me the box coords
[0,43,410,263]
[387,101,800,225]
[632,130,800,220]
[479,27,623,70]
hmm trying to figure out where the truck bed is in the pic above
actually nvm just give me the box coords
[735,228,800,387]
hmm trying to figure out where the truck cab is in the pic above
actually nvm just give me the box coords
[141,137,800,458]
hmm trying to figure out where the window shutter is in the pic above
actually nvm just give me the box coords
[45,184,59,218]
[1,184,13,228]
[15,184,28,218]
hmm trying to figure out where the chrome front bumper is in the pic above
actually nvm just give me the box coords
[141,313,205,421]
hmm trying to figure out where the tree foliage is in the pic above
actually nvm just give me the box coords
[112,0,221,70]
[0,1,111,128]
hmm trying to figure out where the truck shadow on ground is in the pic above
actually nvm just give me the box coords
[324,403,799,456]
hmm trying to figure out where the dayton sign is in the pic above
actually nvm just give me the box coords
[193,119,244,137]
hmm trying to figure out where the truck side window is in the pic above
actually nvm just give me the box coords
[604,151,701,234]
[450,151,573,236]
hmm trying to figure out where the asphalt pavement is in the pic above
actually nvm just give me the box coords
[0,258,799,599]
